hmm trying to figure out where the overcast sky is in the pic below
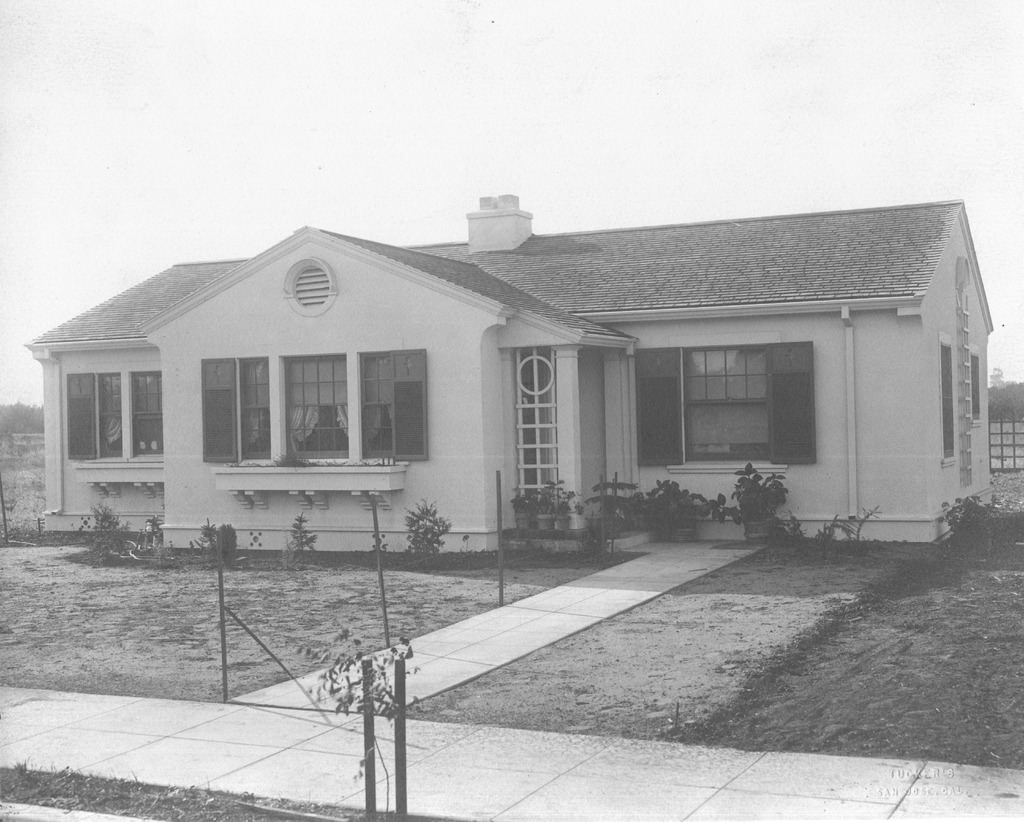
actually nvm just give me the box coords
[1,0,1022,406]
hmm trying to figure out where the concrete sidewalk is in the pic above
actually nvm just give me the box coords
[3,541,1023,818]
[3,687,1023,819]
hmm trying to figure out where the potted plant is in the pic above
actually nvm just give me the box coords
[585,478,639,537]
[643,480,711,541]
[715,462,788,541]
[511,490,533,531]
[535,483,556,530]
[567,496,587,531]
[551,482,573,530]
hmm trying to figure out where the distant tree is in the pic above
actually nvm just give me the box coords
[0,403,43,436]
[990,367,1006,388]
[989,382,1024,421]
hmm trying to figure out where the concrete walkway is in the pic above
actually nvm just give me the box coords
[240,539,754,709]
[3,541,1023,819]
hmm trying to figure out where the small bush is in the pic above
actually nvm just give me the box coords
[83,503,128,562]
[282,513,317,569]
[941,496,993,553]
[404,500,452,554]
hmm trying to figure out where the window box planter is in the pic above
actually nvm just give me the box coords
[211,463,407,494]
[74,461,164,498]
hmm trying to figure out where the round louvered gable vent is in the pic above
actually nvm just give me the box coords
[294,267,331,306]
[285,258,337,316]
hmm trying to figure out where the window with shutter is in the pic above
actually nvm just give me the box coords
[635,342,816,464]
[361,350,427,460]
[132,373,164,455]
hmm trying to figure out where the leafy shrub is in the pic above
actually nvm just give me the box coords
[83,503,128,562]
[282,512,317,569]
[941,495,992,551]
[404,500,451,554]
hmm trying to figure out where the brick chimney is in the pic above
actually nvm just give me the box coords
[466,194,533,252]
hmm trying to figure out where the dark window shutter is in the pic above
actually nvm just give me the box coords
[68,374,97,459]
[202,360,237,462]
[636,349,682,463]
[393,351,427,459]
[940,344,954,457]
[768,343,815,464]
[970,354,980,420]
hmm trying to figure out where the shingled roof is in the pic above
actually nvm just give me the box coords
[321,231,626,340]
[32,200,965,346]
[417,201,964,314]
[33,260,246,346]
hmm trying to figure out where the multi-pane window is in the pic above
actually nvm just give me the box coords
[361,350,427,459]
[132,373,163,455]
[637,343,815,465]
[240,359,270,458]
[67,373,122,459]
[515,347,558,490]
[201,358,271,462]
[685,348,769,460]
[287,356,349,456]
[97,375,122,457]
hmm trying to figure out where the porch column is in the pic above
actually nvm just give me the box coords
[499,349,518,493]
[554,345,583,494]
[603,348,638,485]
[34,350,64,513]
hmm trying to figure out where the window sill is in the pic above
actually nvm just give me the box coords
[941,457,956,469]
[211,462,407,493]
[73,461,164,498]
[667,462,788,476]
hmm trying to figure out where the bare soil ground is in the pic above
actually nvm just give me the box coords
[671,548,1024,770]
[0,544,622,702]
[411,543,915,739]
[410,473,1024,770]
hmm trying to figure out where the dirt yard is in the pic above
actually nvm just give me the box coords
[410,544,914,739]
[0,545,585,702]
[670,542,1024,770]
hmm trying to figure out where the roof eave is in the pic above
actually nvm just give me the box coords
[578,295,926,323]
[26,337,156,357]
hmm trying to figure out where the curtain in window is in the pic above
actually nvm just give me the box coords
[103,416,122,446]
[289,406,320,448]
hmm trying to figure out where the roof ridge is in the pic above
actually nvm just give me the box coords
[410,199,964,248]
[170,258,249,268]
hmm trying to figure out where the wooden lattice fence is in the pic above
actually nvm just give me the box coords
[990,417,1024,472]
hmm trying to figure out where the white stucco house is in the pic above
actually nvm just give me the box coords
[29,196,992,549]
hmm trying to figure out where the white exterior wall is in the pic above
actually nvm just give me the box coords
[145,236,514,551]
[918,217,992,526]
[605,283,988,542]
[37,344,164,532]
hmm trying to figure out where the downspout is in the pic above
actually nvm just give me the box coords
[842,306,859,516]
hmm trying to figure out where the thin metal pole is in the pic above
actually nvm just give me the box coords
[598,472,606,554]
[370,494,390,648]
[362,658,376,818]
[0,469,9,544]
[496,470,504,607]
[610,471,618,554]
[394,657,407,817]
[217,544,229,703]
